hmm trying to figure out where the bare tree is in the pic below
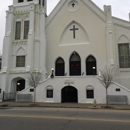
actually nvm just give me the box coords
[26,72,44,102]
[96,66,116,106]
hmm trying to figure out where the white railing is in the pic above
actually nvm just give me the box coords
[17,76,51,94]
[114,82,130,92]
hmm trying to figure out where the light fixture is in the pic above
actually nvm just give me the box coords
[51,68,54,78]
[93,67,96,69]
[17,83,20,85]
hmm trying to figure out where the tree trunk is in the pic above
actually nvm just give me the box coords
[106,88,108,106]
[34,87,36,102]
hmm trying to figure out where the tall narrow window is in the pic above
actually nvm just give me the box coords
[16,56,25,67]
[55,57,65,76]
[86,56,97,75]
[70,52,81,76]
[118,43,130,68]
[15,21,21,40]
[24,21,29,39]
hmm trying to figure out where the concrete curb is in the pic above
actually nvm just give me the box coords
[0,102,130,110]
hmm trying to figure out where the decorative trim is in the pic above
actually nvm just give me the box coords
[68,0,79,12]
[1,67,7,73]
[81,0,106,23]
[14,10,30,15]
[46,0,69,28]
[114,22,130,30]
[12,41,27,46]
[108,23,113,34]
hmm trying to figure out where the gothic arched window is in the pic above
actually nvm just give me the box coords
[55,57,65,76]
[70,52,81,76]
[86,55,97,75]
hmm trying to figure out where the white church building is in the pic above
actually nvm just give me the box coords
[0,0,130,104]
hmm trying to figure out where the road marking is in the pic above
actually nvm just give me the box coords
[0,114,130,123]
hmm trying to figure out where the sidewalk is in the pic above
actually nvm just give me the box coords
[0,102,130,110]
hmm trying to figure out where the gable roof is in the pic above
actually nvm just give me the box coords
[45,0,107,28]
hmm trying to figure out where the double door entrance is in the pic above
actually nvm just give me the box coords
[61,86,78,103]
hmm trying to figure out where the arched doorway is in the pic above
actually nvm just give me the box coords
[3,78,26,101]
[55,57,65,76]
[16,79,25,92]
[86,55,97,75]
[11,77,26,93]
[70,52,81,76]
[61,86,78,103]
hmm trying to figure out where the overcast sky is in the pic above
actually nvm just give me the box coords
[0,0,130,53]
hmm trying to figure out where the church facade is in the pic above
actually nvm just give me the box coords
[0,0,130,104]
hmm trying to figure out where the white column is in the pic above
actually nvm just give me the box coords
[2,6,14,73]
[39,7,47,75]
[105,6,116,67]
[1,6,14,92]
[34,5,40,71]
[26,3,35,72]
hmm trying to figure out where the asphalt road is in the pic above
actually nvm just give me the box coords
[0,107,130,130]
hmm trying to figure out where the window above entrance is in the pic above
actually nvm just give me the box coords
[70,52,81,76]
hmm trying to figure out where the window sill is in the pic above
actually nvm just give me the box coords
[119,68,130,72]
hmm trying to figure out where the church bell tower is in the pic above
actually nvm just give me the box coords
[12,0,47,73]
[1,0,47,93]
